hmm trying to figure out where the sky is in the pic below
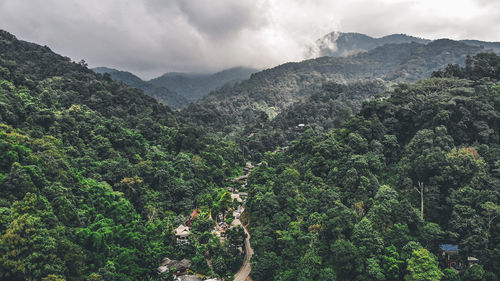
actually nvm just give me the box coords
[1,0,499,79]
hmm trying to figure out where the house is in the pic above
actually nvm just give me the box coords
[231,193,243,203]
[232,174,248,182]
[440,244,480,270]
[295,123,306,131]
[176,275,201,281]
[238,192,248,200]
[440,244,460,269]
[186,208,200,227]
[158,258,192,276]
[467,256,479,267]
[175,225,190,243]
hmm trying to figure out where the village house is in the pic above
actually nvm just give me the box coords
[440,244,479,270]
[158,258,192,276]
[176,275,201,281]
[238,192,248,200]
[175,225,190,243]
[231,193,243,203]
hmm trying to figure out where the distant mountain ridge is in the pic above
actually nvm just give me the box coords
[309,32,431,57]
[183,38,485,133]
[92,67,188,109]
[149,66,257,101]
[93,66,257,108]
[309,31,500,58]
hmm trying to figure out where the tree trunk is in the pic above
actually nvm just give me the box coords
[415,181,424,220]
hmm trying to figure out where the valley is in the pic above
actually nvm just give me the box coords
[0,25,499,281]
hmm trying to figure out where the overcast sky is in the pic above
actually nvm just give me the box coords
[1,0,499,79]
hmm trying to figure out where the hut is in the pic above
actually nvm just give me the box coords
[174,225,190,243]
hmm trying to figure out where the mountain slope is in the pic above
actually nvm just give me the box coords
[310,32,430,57]
[149,66,257,101]
[183,39,484,133]
[93,67,188,109]
[310,31,500,58]
[0,29,246,280]
[247,53,500,281]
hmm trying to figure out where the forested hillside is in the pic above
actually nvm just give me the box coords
[182,39,483,134]
[0,30,247,280]
[92,67,188,109]
[243,80,389,155]
[92,67,256,109]
[1,27,500,281]
[309,32,500,59]
[246,53,500,280]
[149,67,257,102]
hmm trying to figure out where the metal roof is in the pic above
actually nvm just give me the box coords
[440,244,459,252]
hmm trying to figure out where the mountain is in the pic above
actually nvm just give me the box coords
[460,39,500,53]
[183,39,484,134]
[93,66,188,109]
[309,32,430,57]
[0,29,246,280]
[2,27,500,281]
[246,53,500,281]
[149,66,257,101]
[243,80,389,153]
[93,66,257,109]
[310,31,500,58]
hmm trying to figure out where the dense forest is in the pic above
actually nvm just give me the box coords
[0,30,247,280]
[1,28,500,281]
[246,53,500,280]
[182,39,483,134]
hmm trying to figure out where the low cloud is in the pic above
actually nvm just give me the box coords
[0,0,499,79]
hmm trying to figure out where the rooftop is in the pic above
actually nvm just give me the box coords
[440,244,459,252]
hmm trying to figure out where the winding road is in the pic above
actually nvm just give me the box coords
[232,162,256,281]
[233,213,253,281]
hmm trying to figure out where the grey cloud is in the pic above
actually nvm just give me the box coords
[0,0,499,79]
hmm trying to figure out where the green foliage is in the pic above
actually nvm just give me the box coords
[0,30,245,280]
[246,53,500,280]
[1,30,500,281]
[405,248,443,281]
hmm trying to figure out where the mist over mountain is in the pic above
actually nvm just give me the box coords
[149,67,257,101]
[309,32,430,57]
[92,66,188,109]
[93,66,257,108]
[1,16,500,280]
[309,31,500,58]
[182,38,484,134]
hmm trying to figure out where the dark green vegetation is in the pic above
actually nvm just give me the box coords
[182,39,485,135]
[94,66,256,109]
[246,53,500,280]
[244,80,389,155]
[0,30,246,280]
[1,27,500,281]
